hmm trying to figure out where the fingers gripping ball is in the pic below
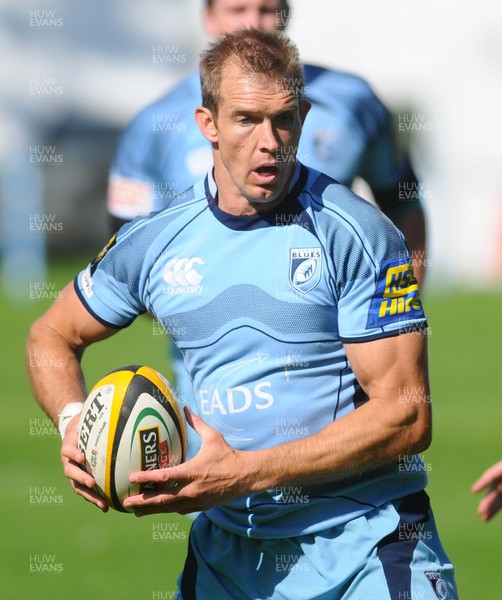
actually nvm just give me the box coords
[77,365,187,512]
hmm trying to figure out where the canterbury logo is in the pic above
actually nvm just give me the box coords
[163,257,204,287]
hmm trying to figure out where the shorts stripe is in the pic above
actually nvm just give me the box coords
[377,490,430,600]
[179,526,198,599]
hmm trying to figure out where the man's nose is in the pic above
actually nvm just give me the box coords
[240,10,261,30]
[258,120,280,152]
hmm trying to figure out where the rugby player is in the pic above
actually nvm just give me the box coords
[108,0,428,437]
[27,29,456,600]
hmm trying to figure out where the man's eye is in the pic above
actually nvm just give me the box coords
[276,114,294,125]
[238,117,252,125]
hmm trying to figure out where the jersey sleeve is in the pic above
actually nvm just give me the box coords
[337,253,426,342]
[107,110,157,221]
[74,222,150,328]
[329,189,427,342]
[352,81,424,224]
[107,73,203,223]
[349,79,404,186]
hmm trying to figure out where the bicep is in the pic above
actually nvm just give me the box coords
[345,332,432,449]
[344,332,430,402]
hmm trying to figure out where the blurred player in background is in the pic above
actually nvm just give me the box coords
[27,29,456,600]
[107,0,427,449]
[109,0,427,274]
[472,460,502,521]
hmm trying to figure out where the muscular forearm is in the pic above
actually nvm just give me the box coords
[124,386,431,516]
[243,392,431,493]
[26,283,118,427]
[26,284,117,512]
[124,332,432,515]
[26,319,87,427]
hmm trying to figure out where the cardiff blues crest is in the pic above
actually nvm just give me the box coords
[289,248,322,293]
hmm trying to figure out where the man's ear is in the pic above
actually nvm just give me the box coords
[195,106,218,143]
[299,99,311,125]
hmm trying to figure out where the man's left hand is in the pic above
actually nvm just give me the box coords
[123,407,251,516]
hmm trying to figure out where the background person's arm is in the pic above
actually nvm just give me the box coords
[472,461,502,521]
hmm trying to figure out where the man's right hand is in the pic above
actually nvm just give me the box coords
[61,416,109,512]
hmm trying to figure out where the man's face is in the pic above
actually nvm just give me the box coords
[204,0,283,38]
[205,61,308,211]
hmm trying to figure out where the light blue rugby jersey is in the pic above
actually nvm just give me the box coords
[80,163,428,538]
[108,66,411,219]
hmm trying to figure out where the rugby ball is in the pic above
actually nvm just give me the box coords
[77,365,187,512]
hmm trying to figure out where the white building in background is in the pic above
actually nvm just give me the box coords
[1,0,501,290]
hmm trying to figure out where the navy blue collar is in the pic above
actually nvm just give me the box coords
[204,162,308,231]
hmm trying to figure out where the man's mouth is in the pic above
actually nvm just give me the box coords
[255,165,279,176]
[253,165,280,184]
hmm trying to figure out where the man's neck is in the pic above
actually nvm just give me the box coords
[212,162,297,216]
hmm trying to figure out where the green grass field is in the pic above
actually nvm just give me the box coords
[1,256,500,599]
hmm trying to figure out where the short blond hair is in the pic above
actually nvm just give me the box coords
[200,29,304,114]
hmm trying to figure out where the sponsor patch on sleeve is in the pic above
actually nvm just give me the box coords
[108,176,152,219]
[80,265,94,299]
[90,233,117,275]
[366,257,425,328]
